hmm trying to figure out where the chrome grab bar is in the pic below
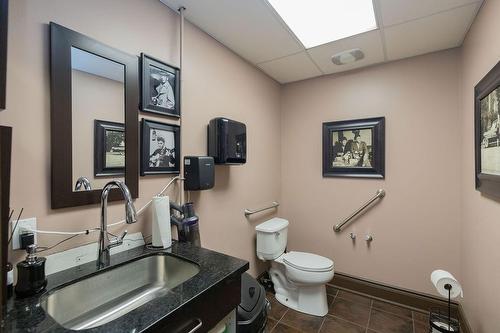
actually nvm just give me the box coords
[334,189,385,232]
[244,201,279,217]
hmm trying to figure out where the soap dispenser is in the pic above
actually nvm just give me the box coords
[15,244,47,298]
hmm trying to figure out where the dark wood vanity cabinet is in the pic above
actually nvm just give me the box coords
[150,274,241,333]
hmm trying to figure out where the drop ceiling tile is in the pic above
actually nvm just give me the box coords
[160,0,304,64]
[378,0,482,27]
[257,52,322,83]
[307,30,385,75]
[159,0,484,83]
[384,3,480,61]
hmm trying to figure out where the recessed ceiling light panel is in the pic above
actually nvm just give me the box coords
[267,0,377,49]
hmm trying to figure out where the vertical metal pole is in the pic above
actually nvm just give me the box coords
[445,283,452,331]
[178,6,185,206]
[448,288,451,331]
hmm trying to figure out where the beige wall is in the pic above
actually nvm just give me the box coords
[72,70,125,188]
[0,0,281,276]
[460,0,500,332]
[280,50,462,295]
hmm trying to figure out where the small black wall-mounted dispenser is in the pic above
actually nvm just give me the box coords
[184,156,215,191]
[207,117,246,164]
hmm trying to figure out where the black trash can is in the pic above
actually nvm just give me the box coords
[237,273,270,333]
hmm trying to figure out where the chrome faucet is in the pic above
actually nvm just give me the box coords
[97,180,137,268]
[74,176,92,191]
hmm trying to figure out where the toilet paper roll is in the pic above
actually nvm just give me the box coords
[431,270,463,299]
[152,195,172,249]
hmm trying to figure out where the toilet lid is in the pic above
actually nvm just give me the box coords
[283,251,334,272]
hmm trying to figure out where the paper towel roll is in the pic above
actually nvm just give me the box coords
[431,270,463,299]
[152,195,172,249]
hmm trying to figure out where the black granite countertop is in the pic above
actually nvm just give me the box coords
[1,241,249,332]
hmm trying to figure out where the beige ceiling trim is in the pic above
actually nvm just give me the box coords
[372,0,388,62]
[304,50,325,76]
[381,1,482,29]
[459,1,484,45]
[258,0,305,52]
[256,50,305,66]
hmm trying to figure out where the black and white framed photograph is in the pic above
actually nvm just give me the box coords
[475,61,500,197]
[141,119,180,175]
[141,53,180,118]
[94,120,125,177]
[323,117,385,178]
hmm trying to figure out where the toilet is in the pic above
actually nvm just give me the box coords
[255,218,334,317]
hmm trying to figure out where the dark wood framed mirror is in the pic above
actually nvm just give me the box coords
[50,22,139,209]
[0,0,8,110]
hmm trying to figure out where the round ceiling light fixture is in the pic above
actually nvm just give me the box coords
[331,49,365,65]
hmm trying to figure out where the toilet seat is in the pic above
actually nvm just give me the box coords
[282,251,334,272]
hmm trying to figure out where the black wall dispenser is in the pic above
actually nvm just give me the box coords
[208,117,246,164]
[184,156,214,191]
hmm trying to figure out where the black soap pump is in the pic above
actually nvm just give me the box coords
[15,244,47,298]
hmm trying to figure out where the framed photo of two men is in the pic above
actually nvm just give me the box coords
[322,117,385,179]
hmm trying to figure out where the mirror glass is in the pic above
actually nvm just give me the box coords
[71,47,125,192]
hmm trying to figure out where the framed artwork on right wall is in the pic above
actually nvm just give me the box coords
[475,61,500,197]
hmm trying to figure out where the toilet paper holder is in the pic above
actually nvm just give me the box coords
[427,284,459,332]
[430,270,462,332]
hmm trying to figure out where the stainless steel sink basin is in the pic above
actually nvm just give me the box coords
[41,254,199,330]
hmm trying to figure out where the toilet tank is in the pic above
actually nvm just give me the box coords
[255,218,289,261]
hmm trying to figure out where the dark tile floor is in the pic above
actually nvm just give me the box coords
[265,285,430,333]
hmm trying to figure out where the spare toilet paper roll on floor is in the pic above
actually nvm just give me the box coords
[431,270,463,299]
